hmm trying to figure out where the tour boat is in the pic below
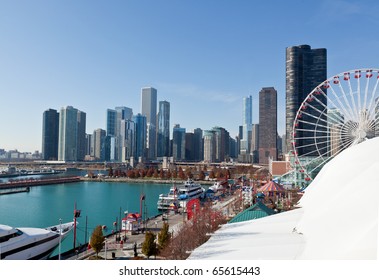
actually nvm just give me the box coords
[157,185,179,211]
[177,179,205,209]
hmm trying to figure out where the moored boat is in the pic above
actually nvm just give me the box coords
[157,185,179,211]
[177,179,205,209]
[0,221,75,260]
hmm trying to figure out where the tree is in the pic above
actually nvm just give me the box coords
[159,169,165,179]
[198,171,205,181]
[108,167,113,177]
[142,231,157,259]
[178,167,185,179]
[157,222,170,250]
[90,225,105,257]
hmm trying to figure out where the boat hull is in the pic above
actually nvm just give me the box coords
[0,222,74,260]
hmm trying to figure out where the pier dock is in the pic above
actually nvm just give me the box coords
[0,176,81,194]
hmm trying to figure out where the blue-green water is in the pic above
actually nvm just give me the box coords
[0,180,171,256]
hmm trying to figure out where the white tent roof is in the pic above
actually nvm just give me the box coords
[189,137,379,260]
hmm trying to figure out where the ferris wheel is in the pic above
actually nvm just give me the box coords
[292,68,379,181]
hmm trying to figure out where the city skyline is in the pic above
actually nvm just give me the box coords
[2,1,379,152]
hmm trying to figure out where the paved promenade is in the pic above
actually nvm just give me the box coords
[67,194,238,260]
[68,210,186,260]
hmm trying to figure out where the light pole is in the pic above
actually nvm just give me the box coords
[104,238,107,260]
[58,218,62,260]
[124,210,128,240]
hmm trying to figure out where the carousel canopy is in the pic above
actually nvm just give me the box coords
[258,181,286,192]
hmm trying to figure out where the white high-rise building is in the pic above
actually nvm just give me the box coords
[141,87,157,160]
[240,95,253,156]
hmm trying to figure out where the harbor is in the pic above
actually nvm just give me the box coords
[0,172,244,259]
[0,179,174,257]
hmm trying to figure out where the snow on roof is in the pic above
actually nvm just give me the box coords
[189,137,379,260]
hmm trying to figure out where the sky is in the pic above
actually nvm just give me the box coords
[1,0,379,152]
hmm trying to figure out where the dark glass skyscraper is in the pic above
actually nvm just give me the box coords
[286,45,327,155]
[42,109,59,160]
[172,124,185,161]
[258,87,277,164]
[133,113,147,160]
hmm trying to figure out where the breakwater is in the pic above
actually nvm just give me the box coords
[0,176,81,191]
[80,177,214,185]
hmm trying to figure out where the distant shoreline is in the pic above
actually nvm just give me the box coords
[80,177,215,185]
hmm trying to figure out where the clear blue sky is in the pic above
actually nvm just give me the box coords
[1,0,379,152]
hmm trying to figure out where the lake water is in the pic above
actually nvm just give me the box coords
[0,180,171,256]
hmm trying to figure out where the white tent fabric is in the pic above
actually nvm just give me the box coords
[189,137,379,260]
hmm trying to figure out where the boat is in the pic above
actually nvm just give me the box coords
[0,221,75,260]
[157,185,179,211]
[177,179,205,209]
[208,180,228,193]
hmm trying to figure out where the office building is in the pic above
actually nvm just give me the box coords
[251,124,259,163]
[133,114,147,160]
[259,87,278,164]
[212,126,230,162]
[240,95,253,155]
[141,87,157,160]
[157,101,170,158]
[203,130,216,163]
[93,129,106,161]
[58,106,86,161]
[120,119,135,161]
[42,109,59,160]
[193,128,203,161]
[106,107,133,161]
[172,124,186,161]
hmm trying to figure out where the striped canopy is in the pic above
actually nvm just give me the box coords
[257,181,286,193]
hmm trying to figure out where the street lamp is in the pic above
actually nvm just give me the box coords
[58,218,62,260]
[104,238,107,260]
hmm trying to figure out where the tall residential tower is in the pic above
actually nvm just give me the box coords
[42,109,59,160]
[286,45,327,155]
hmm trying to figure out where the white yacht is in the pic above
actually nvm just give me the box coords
[0,222,75,260]
[157,185,179,211]
[208,181,228,193]
[177,179,205,208]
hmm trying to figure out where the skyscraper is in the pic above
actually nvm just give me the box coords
[106,107,133,161]
[133,114,147,160]
[58,106,86,161]
[240,95,253,155]
[258,87,277,164]
[141,87,157,160]
[93,128,106,161]
[286,44,327,155]
[157,101,170,158]
[251,124,259,163]
[172,124,186,161]
[203,130,216,163]
[42,109,59,160]
[120,119,135,161]
[77,110,87,161]
[212,126,230,162]
[193,128,203,161]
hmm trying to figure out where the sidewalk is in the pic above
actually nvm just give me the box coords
[71,210,185,260]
